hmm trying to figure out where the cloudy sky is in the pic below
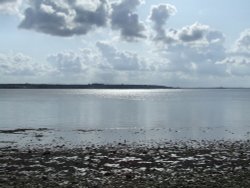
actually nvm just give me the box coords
[1,0,250,87]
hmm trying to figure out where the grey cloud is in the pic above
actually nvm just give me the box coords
[19,0,109,37]
[177,23,209,42]
[149,6,223,46]
[19,0,147,40]
[73,0,108,27]
[111,0,146,41]
[172,23,225,46]
[195,61,227,76]
[149,4,176,41]
[149,7,212,44]
[206,30,225,44]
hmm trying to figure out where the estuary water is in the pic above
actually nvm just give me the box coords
[0,89,250,145]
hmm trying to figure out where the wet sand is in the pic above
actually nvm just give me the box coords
[1,129,250,188]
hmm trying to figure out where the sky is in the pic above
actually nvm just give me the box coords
[1,0,250,87]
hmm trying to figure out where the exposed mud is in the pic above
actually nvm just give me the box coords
[0,128,52,134]
[0,140,250,187]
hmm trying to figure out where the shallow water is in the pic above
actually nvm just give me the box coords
[0,89,250,145]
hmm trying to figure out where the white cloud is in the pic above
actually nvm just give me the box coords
[47,41,151,73]
[234,29,250,54]
[47,48,104,75]
[0,0,22,15]
[150,22,227,77]
[147,5,250,81]
[218,56,250,76]
[0,52,51,76]
[216,29,250,76]
[96,41,147,71]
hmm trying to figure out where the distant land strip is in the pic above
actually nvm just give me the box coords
[0,84,249,89]
[0,84,174,89]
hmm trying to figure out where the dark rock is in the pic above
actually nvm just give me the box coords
[104,172,113,176]
[42,176,48,181]
[125,174,133,180]
[42,150,51,156]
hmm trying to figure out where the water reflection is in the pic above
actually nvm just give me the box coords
[0,89,250,141]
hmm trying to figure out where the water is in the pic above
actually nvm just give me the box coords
[0,89,250,145]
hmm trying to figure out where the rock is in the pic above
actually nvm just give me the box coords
[42,150,51,156]
[104,172,113,176]
[42,176,48,181]
[125,173,133,180]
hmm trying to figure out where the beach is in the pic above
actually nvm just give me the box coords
[0,129,250,188]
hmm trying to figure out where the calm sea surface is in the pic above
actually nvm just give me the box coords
[0,89,250,144]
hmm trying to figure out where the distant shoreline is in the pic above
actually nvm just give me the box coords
[0,83,174,89]
[0,83,249,89]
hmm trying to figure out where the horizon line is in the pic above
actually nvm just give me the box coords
[0,83,250,89]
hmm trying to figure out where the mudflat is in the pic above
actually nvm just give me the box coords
[1,139,250,188]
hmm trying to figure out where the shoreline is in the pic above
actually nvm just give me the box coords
[1,83,250,90]
[1,134,250,187]
[1,127,250,149]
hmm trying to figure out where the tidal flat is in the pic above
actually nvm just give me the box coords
[0,129,250,188]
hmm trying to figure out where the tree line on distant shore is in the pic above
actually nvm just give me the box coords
[0,83,173,89]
